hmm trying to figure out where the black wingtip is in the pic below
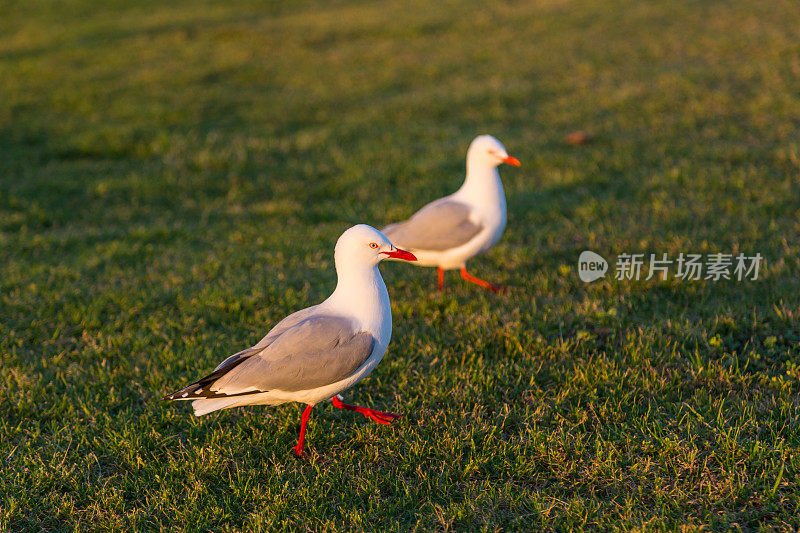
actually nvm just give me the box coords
[162,386,194,401]
[163,386,196,401]
[162,352,258,403]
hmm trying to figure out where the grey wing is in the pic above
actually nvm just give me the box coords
[208,316,375,394]
[383,199,482,251]
[213,305,320,372]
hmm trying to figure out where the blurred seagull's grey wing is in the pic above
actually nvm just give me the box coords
[383,199,482,251]
[164,316,375,400]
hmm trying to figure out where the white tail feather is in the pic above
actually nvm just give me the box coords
[192,398,241,416]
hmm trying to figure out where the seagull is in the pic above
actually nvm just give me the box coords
[163,224,417,457]
[382,135,520,292]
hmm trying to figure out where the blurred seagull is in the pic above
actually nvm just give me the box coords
[382,135,520,292]
[164,224,417,457]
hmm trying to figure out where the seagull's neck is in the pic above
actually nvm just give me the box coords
[454,161,506,210]
[325,261,391,337]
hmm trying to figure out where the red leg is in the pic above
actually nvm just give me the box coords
[460,267,503,292]
[331,395,401,425]
[437,267,444,291]
[292,404,314,457]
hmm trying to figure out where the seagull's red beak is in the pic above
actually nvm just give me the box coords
[502,155,521,167]
[381,248,417,261]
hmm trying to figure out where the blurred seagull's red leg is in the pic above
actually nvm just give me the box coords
[460,267,502,293]
[331,395,401,425]
[437,267,444,291]
[292,404,314,457]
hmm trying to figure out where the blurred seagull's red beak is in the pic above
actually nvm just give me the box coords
[502,155,521,167]
[381,248,417,261]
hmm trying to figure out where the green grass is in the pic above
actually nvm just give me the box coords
[2,0,800,529]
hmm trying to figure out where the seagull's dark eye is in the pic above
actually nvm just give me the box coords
[369,242,379,249]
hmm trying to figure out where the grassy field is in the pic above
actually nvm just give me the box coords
[2,0,800,529]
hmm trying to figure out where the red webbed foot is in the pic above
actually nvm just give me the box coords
[460,267,504,292]
[292,444,307,458]
[331,395,401,425]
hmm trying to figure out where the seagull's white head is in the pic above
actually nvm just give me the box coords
[335,224,417,268]
[467,134,521,169]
